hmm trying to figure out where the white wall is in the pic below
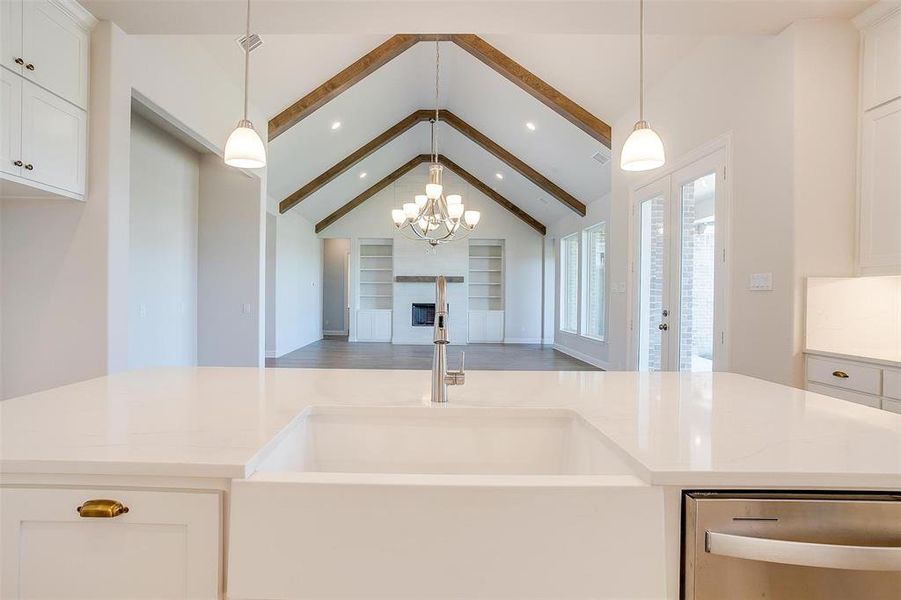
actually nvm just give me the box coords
[197,154,265,366]
[320,168,545,344]
[322,238,350,334]
[273,210,323,356]
[265,213,277,356]
[597,20,858,384]
[128,113,199,368]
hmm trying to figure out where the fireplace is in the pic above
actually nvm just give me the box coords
[411,303,448,327]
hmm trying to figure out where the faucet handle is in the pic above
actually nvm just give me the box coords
[446,351,466,386]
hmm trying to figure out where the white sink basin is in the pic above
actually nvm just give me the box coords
[253,405,639,478]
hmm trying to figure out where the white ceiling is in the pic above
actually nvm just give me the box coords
[82,1,872,35]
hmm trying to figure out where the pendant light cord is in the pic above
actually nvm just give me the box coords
[243,0,251,121]
[433,40,440,163]
[639,0,644,122]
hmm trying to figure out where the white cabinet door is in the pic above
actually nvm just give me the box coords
[0,0,23,73]
[859,97,901,273]
[22,0,89,108]
[486,310,505,342]
[356,310,373,340]
[1,487,221,599]
[862,9,901,111]
[372,310,392,341]
[20,79,86,195]
[0,68,22,177]
[468,310,487,342]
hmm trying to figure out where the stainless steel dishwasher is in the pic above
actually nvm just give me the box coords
[683,492,901,599]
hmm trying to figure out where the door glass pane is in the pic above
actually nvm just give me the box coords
[678,172,716,372]
[583,222,606,340]
[638,196,665,371]
[560,234,579,332]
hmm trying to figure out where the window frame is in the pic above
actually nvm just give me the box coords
[559,233,580,334]
[580,221,607,342]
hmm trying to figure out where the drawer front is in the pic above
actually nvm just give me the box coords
[883,369,901,400]
[0,486,221,599]
[807,382,882,409]
[807,356,882,395]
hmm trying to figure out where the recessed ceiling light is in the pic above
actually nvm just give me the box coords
[525,122,536,131]
[495,173,504,180]
[330,121,342,130]
[359,172,367,179]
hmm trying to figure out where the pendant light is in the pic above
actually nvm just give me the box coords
[224,0,266,169]
[621,0,665,172]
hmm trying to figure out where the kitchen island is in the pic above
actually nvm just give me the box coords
[2,368,899,599]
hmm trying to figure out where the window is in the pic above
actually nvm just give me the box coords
[560,234,579,333]
[582,222,606,340]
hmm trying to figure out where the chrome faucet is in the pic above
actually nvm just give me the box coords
[432,275,465,403]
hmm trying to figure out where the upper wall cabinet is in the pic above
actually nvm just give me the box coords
[861,7,901,111]
[856,4,901,275]
[0,0,93,200]
[3,0,90,108]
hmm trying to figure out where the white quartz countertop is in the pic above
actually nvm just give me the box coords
[2,368,899,488]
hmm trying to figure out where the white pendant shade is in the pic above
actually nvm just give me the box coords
[391,209,406,225]
[225,120,266,169]
[620,121,665,172]
[448,203,464,219]
[463,210,481,227]
[426,183,443,200]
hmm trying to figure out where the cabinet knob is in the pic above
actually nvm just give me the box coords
[77,499,129,518]
[658,323,668,331]
[14,57,24,65]
[23,163,33,171]
[13,160,22,167]
[25,63,35,71]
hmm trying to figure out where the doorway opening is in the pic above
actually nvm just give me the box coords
[322,238,351,338]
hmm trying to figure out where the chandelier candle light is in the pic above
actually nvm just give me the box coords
[224,0,266,169]
[391,42,480,246]
[620,0,665,172]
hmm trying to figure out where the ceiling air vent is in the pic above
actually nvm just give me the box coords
[592,148,611,166]
[236,33,263,53]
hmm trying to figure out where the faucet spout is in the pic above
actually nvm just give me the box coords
[431,275,465,403]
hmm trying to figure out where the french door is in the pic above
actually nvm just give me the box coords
[633,149,728,372]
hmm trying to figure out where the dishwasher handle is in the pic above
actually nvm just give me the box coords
[706,531,901,572]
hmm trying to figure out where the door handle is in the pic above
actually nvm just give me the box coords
[705,531,901,572]
[658,323,668,331]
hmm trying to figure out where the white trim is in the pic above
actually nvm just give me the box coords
[852,1,900,29]
[542,336,555,345]
[52,0,98,29]
[503,337,542,344]
[553,344,611,370]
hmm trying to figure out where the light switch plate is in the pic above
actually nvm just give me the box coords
[612,282,626,293]
[242,303,251,314]
[748,272,773,291]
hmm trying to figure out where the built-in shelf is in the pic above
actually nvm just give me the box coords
[359,240,393,311]
[468,240,504,313]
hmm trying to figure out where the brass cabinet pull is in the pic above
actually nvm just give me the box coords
[13,160,22,167]
[23,163,33,170]
[832,371,850,379]
[77,499,129,518]
[14,57,24,65]
[25,63,34,71]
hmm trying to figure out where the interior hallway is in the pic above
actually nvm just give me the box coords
[267,337,599,371]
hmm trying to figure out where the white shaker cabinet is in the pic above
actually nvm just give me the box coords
[19,78,87,194]
[0,486,222,599]
[357,309,392,342]
[856,4,901,275]
[0,68,23,178]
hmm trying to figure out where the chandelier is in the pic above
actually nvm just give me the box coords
[390,42,481,246]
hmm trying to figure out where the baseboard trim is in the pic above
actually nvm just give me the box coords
[503,337,542,344]
[265,350,277,359]
[553,344,611,370]
[322,329,349,336]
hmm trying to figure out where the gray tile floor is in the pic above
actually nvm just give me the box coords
[266,337,599,371]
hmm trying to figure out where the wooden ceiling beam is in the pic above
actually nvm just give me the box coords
[281,108,585,216]
[449,34,612,148]
[438,110,585,216]
[268,34,421,141]
[279,110,432,214]
[314,155,429,233]
[268,34,612,149]
[436,154,547,235]
[315,153,547,236]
